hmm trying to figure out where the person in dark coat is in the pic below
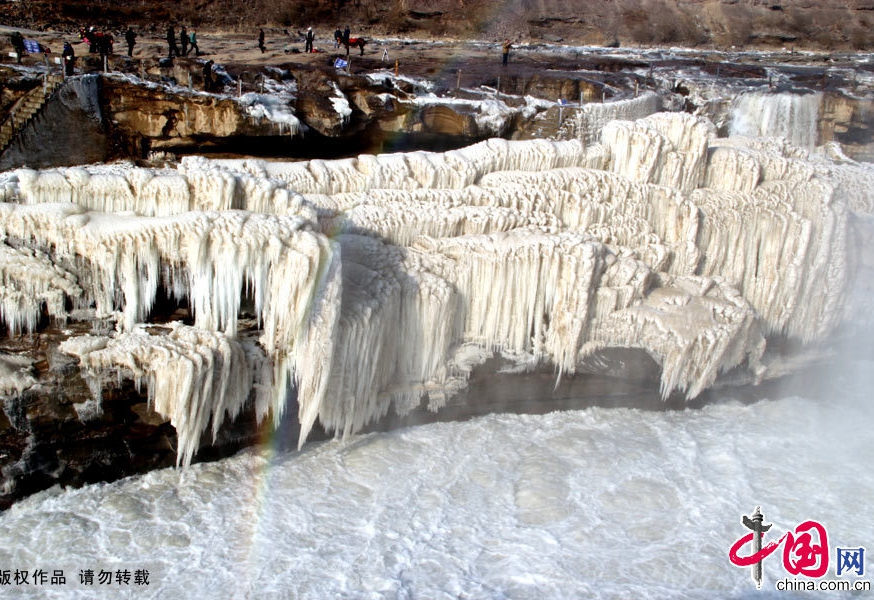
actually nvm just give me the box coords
[334,28,342,48]
[98,32,113,60]
[124,27,137,57]
[304,27,314,53]
[202,59,214,91]
[10,31,24,63]
[86,27,98,53]
[343,26,350,45]
[62,42,75,75]
[258,28,266,53]
[180,26,189,57]
[167,26,180,58]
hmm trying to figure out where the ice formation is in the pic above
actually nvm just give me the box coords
[729,91,821,149]
[590,275,765,399]
[0,202,340,459]
[573,92,662,145]
[0,353,36,396]
[2,106,873,464]
[59,323,252,466]
[238,74,302,135]
[0,243,82,334]
[0,162,315,218]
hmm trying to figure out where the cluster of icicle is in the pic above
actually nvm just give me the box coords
[1,109,873,464]
[0,243,82,334]
[0,202,339,462]
[59,323,252,467]
[0,162,316,218]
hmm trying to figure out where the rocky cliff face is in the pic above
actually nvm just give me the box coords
[0,62,556,167]
[0,74,109,171]
[821,93,874,162]
[4,52,873,169]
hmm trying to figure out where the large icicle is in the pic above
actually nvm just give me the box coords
[695,150,850,341]
[0,203,326,333]
[602,111,716,193]
[419,229,610,375]
[60,323,251,467]
[302,234,461,443]
[573,93,662,145]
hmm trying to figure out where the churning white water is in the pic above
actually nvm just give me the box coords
[0,357,871,599]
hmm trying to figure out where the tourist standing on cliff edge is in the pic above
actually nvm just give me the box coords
[124,27,136,56]
[202,60,214,91]
[10,31,24,63]
[189,30,200,56]
[166,26,179,58]
[62,42,75,75]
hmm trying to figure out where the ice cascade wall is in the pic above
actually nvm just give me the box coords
[729,91,821,150]
[1,111,872,464]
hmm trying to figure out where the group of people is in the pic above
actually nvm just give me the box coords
[333,26,351,48]
[166,25,199,58]
[11,24,515,79]
[258,26,359,55]
[7,23,204,79]
[79,27,113,56]
[64,25,138,74]
[75,24,196,61]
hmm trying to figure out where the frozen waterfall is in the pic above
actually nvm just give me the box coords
[1,110,872,465]
[729,91,821,149]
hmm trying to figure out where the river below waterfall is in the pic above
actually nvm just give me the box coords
[1,355,871,599]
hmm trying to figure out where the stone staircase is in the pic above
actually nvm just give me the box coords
[0,74,65,154]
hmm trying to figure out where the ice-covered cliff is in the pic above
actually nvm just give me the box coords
[2,110,872,466]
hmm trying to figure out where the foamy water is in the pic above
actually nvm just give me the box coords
[1,360,872,599]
